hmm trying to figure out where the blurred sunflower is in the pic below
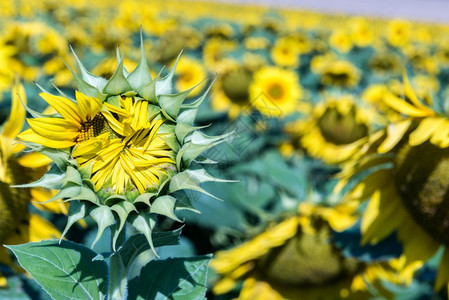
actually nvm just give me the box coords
[293,95,376,164]
[174,56,207,97]
[211,61,254,119]
[337,74,449,292]
[311,55,360,88]
[0,82,65,286]
[386,19,411,48]
[368,51,401,76]
[152,26,203,64]
[329,29,353,53]
[211,202,415,299]
[203,38,237,72]
[249,66,303,118]
[271,37,300,68]
[350,17,375,48]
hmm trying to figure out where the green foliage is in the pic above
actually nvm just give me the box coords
[7,240,108,300]
[128,255,212,300]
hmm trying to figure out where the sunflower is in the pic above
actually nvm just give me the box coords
[337,73,449,293]
[202,38,236,72]
[350,17,375,48]
[271,37,300,68]
[386,19,412,48]
[294,95,377,164]
[329,29,353,53]
[174,56,207,98]
[211,61,254,119]
[0,82,64,286]
[211,202,415,299]
[17,38,231,250]
[249,66,303,118]
[311,55,360,88]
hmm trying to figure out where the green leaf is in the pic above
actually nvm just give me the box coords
[63,59,100,98]
[150,195,182,222]
[119,226,182,269]
[128,255,212,300]
[6,240,108,300]
[110,201,137,249]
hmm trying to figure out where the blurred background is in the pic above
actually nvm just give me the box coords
[1,0,449,299]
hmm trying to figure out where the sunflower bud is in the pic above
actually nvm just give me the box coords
[17,32,232,251]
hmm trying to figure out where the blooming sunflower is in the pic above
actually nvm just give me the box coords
[311,55,360,88]
[0,82,65,286]
[211,202,415,299]
[292,95,377,164]
[17,36,231,251]
[174,56,207,98]
[329,29,353,53]
[211,61,254,119]
[271,37,300,68]
[249,66,303,118]
[337,73,449,292]
[386,19,411,48]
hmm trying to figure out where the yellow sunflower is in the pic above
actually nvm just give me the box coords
[174,56,207,98]
[203,38,236,72]
[211,61,254,119]
[294,95,377,164]
[329,29,353,53]
[249,66,303,118]
[311,55,360,88]
[386,19,411,48]
[0,82,65,286]
[271,37,300,68]
[18,92,175,195]
[337,73,449,293]
[350,17,375,48]
[211,202,415,299]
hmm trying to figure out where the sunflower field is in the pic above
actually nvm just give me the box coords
[1,0,449,299]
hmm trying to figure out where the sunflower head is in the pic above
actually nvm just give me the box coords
[17,33,231,251]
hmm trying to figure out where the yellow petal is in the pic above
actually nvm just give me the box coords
[31,189,68,215]
[18,152,53,168]
[378,119,411,153]
[40,93,82,124]
[2,81,26,138]
[409,117,444,146]
[27,118,79,141]
[28,214,61,241]
[430,120,449,148]
[18,128,75,148]
[383,93,434,117]
[75,91,103,121]
[402,70,434,114]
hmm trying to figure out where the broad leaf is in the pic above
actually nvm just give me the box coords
[128,255,212,300]
[7,240,108,300]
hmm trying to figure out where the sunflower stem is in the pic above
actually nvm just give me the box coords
[108,227,127,300]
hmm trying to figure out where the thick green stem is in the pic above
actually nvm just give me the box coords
[108,228,127,300]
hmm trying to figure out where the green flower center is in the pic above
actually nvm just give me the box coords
[256,223,358,288]
[318,106,368,145]
[267,83,284,101]
[222,68,253,105]
[322,70,351,86]
[394,142,449,245]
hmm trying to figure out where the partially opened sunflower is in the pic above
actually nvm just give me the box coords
[211,202,416,299]
[17,35,231,250]
[337,72,449,292]
[0,81,64,287]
